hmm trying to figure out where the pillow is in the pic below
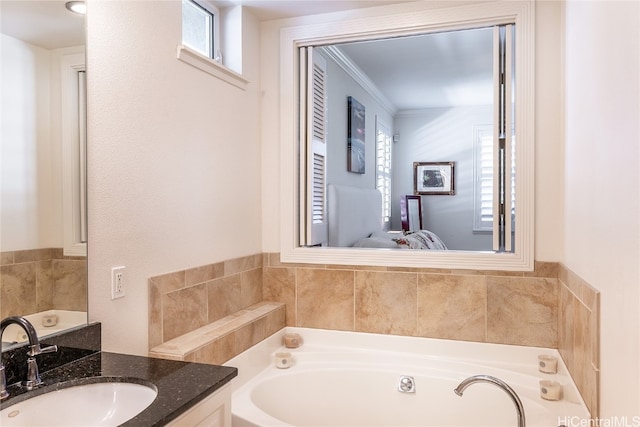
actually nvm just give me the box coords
[353,237,400,249]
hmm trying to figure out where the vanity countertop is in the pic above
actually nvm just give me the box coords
[0,351,238,426]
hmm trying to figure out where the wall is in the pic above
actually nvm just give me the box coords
[86,0,263,355]
[393,106,493,250]
[562,0,640,420]
[322,50,394,191]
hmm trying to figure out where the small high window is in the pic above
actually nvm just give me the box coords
[182,0,219,61]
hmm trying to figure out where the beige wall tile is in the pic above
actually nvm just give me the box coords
[572,301,590,393]
[265,305,286,337]
[185,262,224,287]
[487,277,558,347]
[148,282,163,349]
[234,318,266,354]
[149,270,185,294]
[207,275,242,323]
[162,284,208,342]
[590,293,600,370]
[417,274,486,342]
[52,260,88,311]
[263,267,297,326]
[558,283,576,369]
[0,252,14,266]
[558,264,601,418]
[193,334,236,365]
[36,260,54,312]
[1,263,37,318]
[297,269,354,331]
[225,254,263,276]
[240,268,263,309]
[355,271,417,335]
[525,261,559,278]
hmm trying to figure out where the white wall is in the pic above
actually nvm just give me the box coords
[86,0,262,355]
[563,0,640,418]
[393,106,493,250]
[323,51,394,191]
[0,34,80,252]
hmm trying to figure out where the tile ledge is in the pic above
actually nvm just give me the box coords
[150,301,285,357]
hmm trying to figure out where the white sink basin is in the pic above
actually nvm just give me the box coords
[0,381,157,426]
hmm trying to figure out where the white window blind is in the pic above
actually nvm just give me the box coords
[376,119,392,228]
[474,126,515,232]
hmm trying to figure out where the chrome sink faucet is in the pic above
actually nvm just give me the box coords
[0,316,58,399]
[454,374,526,427]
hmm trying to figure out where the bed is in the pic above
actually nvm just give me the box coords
[327,184,447,250]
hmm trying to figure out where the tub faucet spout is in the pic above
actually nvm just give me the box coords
[454,374,525,427]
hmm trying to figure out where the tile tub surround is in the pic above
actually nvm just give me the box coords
[0,248,87,318]
[148,253,599,417]
[558,263,601,418]
[150,301,286,365]
[262,254,599,417]
[149,254,281,362]
[263,255,560,347]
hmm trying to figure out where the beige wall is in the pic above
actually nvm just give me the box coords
[86,1,263,355]
[562,0,640,419]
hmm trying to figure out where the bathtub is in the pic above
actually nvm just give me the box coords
[1,310,86,345]
[226,328,590,427]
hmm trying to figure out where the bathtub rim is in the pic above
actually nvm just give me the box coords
[225,327,591,427]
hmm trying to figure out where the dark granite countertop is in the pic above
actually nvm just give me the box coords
[0,351,238,426]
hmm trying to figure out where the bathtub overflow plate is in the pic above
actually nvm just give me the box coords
[398,375,415,393]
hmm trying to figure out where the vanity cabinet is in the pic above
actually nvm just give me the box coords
[165,383,232,427]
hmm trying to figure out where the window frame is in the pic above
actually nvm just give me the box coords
[182,0,220,62]
[279,1,535,271]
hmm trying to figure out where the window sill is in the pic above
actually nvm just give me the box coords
[176,45,248,90]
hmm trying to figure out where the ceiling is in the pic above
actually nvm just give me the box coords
[337,27,495,110]
[0,0,493,108]
[222,0,418,21]
[0,1,85,49]
[0,0,416,49]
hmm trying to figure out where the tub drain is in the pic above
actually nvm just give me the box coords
[398,375,415,393]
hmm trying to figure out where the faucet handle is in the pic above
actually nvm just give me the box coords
[0,365,8,400]
[27,344,58,357]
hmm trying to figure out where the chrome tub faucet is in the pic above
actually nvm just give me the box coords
[454,374,526,427]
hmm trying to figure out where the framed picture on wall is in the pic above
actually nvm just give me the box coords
[413,161,455,195]
[347,96,365,174]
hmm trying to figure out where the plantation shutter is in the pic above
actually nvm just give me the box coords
[299,47,328,246]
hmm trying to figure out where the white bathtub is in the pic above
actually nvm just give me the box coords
[2,310,87,344]
[226,328,590,427]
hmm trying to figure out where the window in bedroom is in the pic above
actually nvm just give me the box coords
[182,0,220,61]
[376,119,392,229]
[473,125,515,233]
